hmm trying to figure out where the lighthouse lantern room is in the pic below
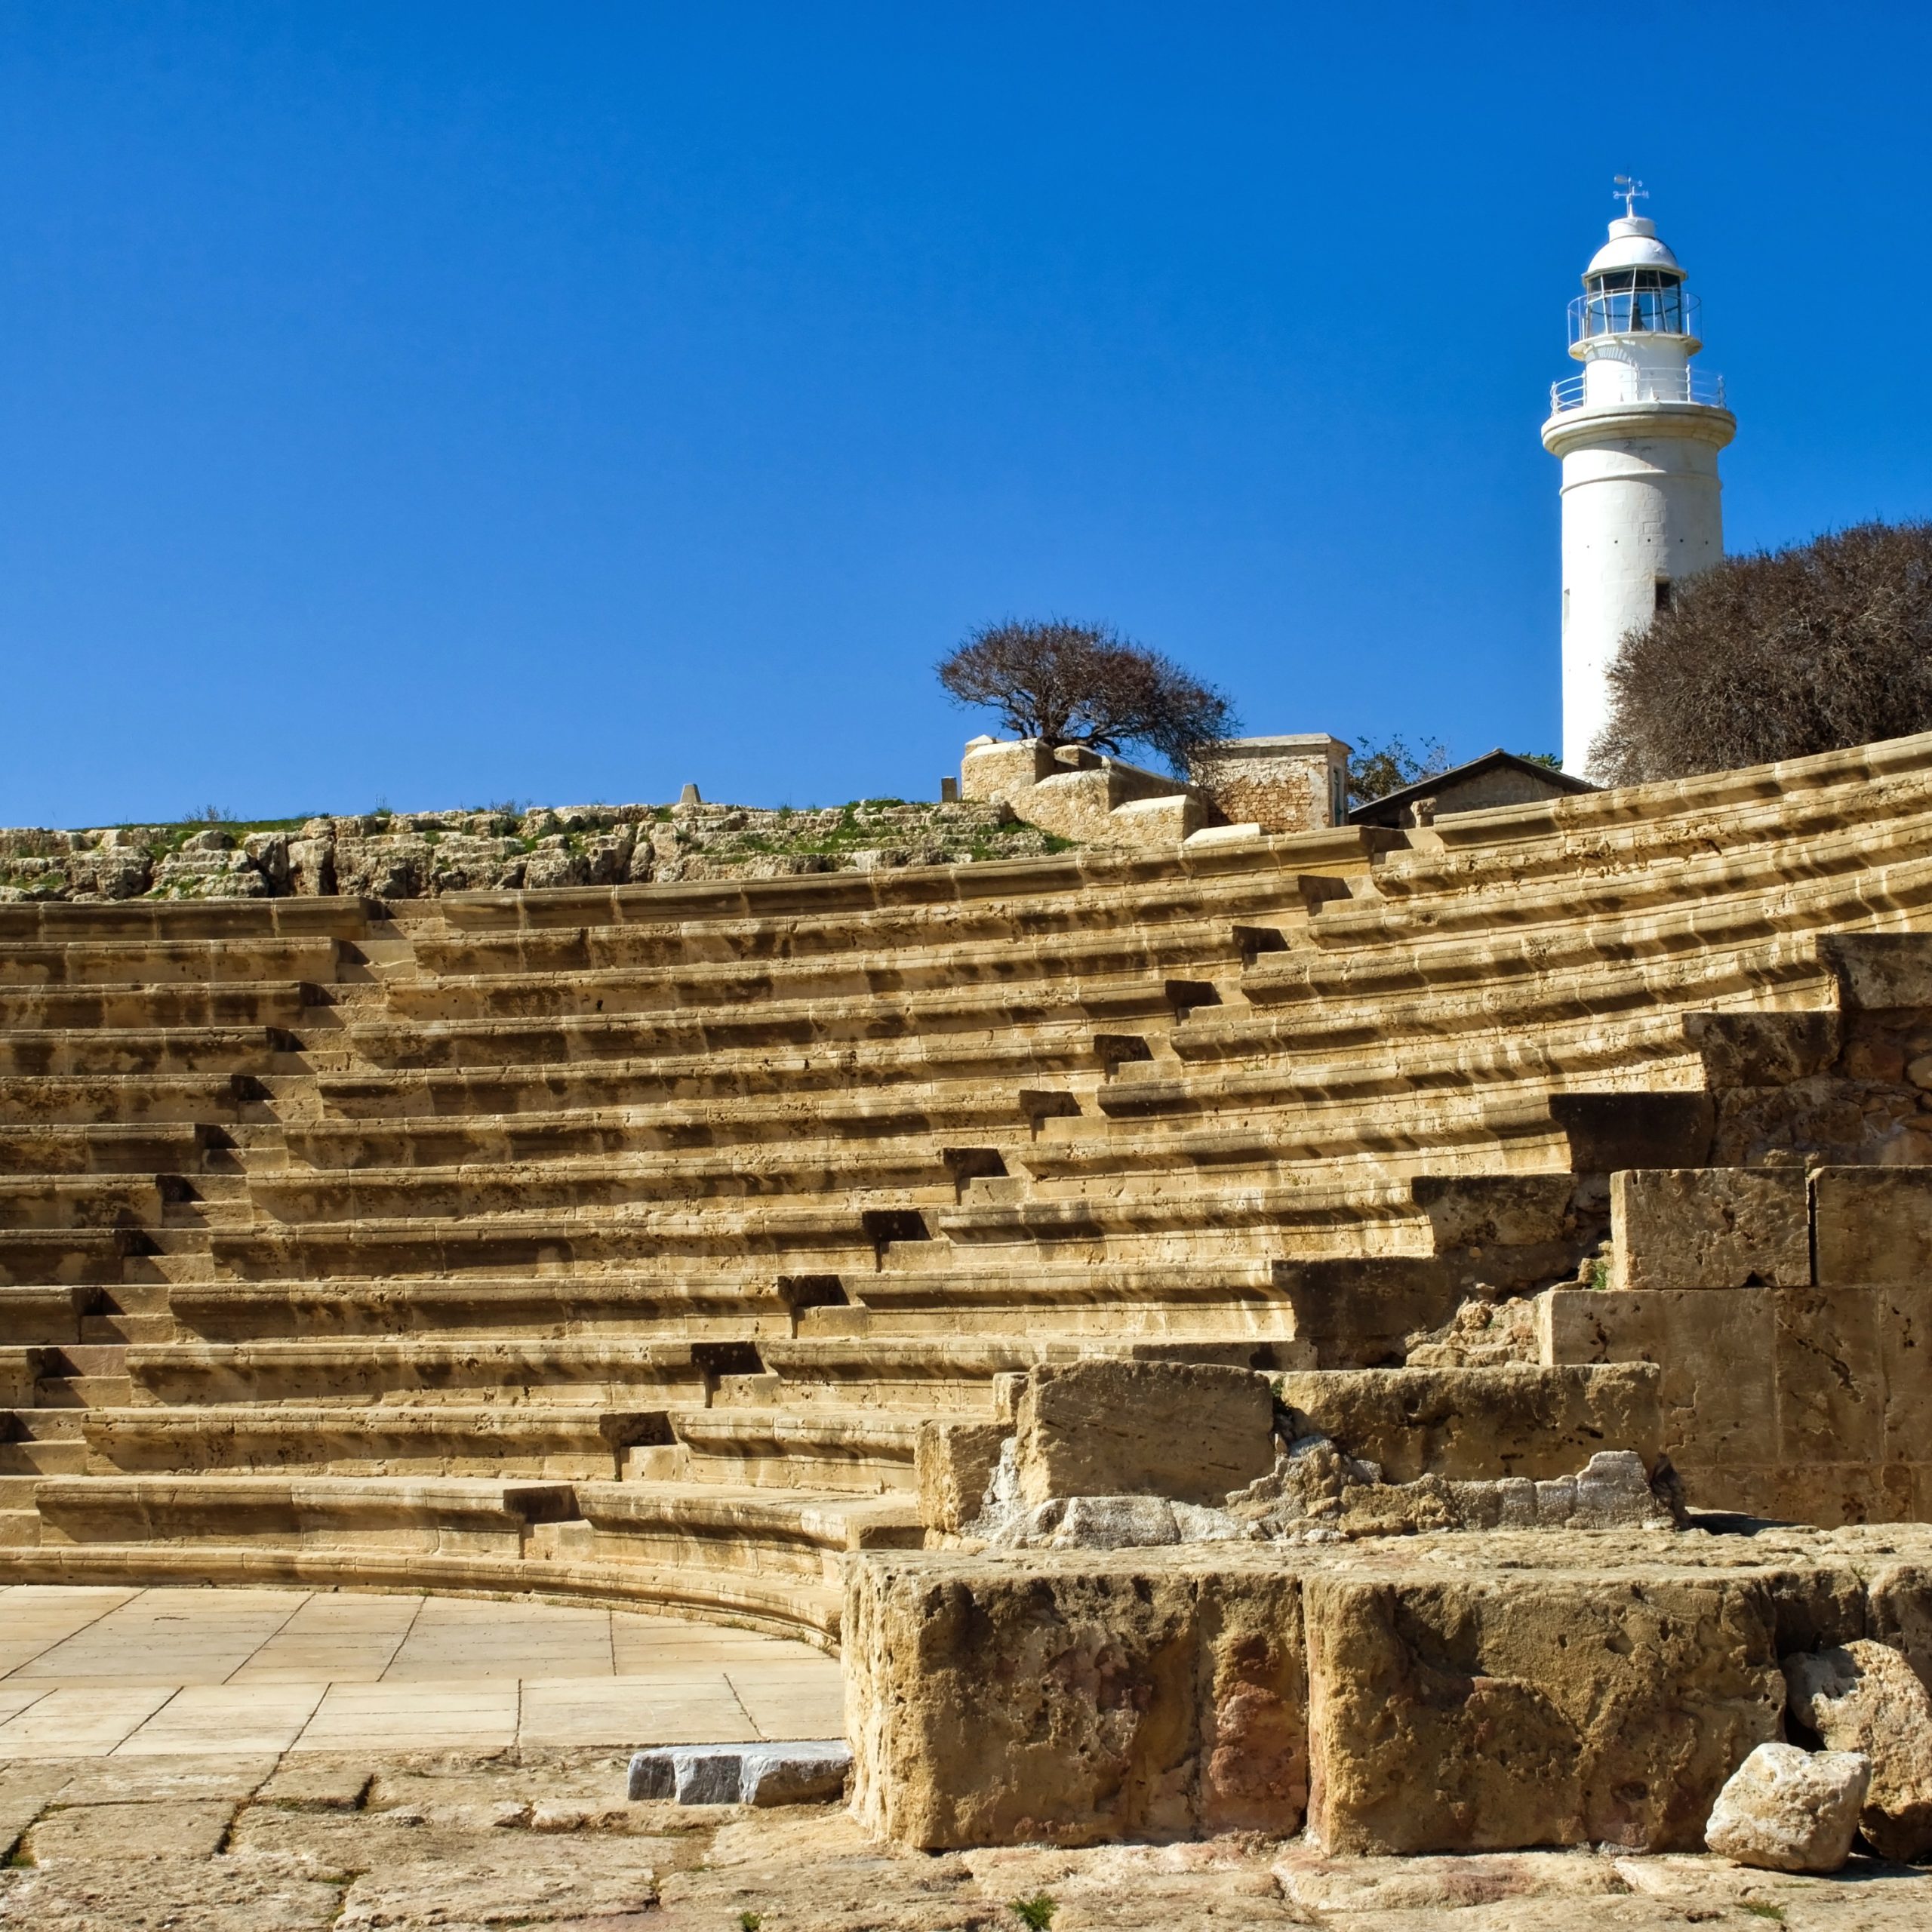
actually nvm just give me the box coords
[1543,180,1736,775]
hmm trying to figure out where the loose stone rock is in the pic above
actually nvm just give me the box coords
[1785,1639,1932,1863]
[1704,1741,1870,1872]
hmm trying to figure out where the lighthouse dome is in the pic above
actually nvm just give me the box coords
[1586,216,1684,280]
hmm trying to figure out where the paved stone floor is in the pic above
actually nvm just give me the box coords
[0,1583,842,1756]
[3,1587,1931,1929]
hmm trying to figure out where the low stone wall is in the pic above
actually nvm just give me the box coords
[845,1523,1932,1853]
[0,798,1062,903]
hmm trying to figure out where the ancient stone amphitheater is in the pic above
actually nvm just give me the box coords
[8,734,1932,1858]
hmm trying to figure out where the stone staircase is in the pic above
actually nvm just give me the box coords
[2,731,1932,1644]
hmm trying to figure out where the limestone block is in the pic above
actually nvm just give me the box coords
[1775,1287,1883,1468]
[1013,1359,1276,1508]
[626,1741,849,1807]
[844,1548,1306,1848]
[915,1419,1010,1534]
[25,1798,238,1862]
[1611,1169,1810,1291]
[1822,933,1932,1011]
[1866,1561,1932,1697]
[285,835,335,896]
[1549,1093,1715,1174]
[1540,1287,1778,1494]
[1304,1569,1785,1854]
[1703,1742,1869,1872]
[1784,1641,1932,1862]
[1814,1168,1932,1284]
[1273,1364,1662,1484]
[958,738,1057,802]
[1685,1011,1841,1090]
[989,1493,1250,1549]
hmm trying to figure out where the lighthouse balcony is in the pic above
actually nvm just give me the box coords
[1549,367,1727,415]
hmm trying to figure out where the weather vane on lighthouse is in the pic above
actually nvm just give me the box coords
[1613,175,1648,219]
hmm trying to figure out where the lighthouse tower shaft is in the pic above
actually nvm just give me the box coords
[1542,204,1734,775]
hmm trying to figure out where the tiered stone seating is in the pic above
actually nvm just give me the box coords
[4,734,1932,1643]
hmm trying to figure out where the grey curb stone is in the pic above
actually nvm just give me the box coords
[626,1740,851,1807]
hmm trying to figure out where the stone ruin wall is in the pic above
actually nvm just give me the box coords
[0,797,1065,903]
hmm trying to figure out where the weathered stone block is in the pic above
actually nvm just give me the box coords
[1775,1287,1883,1467]
[1822,933,1932,1011]
[1814,1167,1932,1284]
[1274,1364,1661,1485]
[1611,1169,1810,1292]
[1785,1640,1932,1863]
[1703,1741,1869,1872]
[1014,1359,1275,1509]
[844,1548,1306,1849]
[915,1419,1010,1534]
[1303,1569,1785,1854]
[626,1741,851,1807]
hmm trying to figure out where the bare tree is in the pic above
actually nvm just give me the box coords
[1591,521,1932,784]
[937,620,1237,776]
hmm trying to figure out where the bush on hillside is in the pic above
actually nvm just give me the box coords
[937,620,1236,776]
[1591,521,1932,784]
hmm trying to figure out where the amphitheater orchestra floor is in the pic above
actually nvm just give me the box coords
[0,1583,842,1757]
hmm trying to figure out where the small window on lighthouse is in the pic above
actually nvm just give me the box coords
[1654,578,1675,613]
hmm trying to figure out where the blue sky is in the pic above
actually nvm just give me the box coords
[2,3,1928,824]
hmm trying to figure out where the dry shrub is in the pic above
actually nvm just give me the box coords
[1591,521,1932,783]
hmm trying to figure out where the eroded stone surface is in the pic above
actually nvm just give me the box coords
[1704,1740,1869,1872]
[1786,1638,1932,1862]
[1612,1168,1811,1291]
[1013,1360,1277,1509]
[1303,1567,1785,1854]
[5,1741,1932,1927]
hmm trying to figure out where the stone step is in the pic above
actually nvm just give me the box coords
[561,1481,923,1587]
[14,1473,844,1641]
[80,1402,672,1479]
[340,974,1193,1072]
[0,1174,163,1227]
[0,1284,91,1344]
[0,897,371,944]
[78,1312,174,1345]
[0,1072,273,1127]
[279,1090,1039,1168]
[1359,750,1932,909]
[124,1336,755,1406]
[656,1406,921,1493]
[0,1438,85,1474]
[421,826,1380,939]
[0,1122,223,1175]
[407,863,1345,975]
[307,1033,1113,1118]
[0,1026,300,1078]
[0,935,341,989]
[242,1146,976,1226]
[168,1272,794,1340]
[0,1229,150,1288]
[5,1404,84,1439]
[0,980,315,1031]
[390,925,1255,1026]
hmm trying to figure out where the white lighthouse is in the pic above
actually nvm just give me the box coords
[1543,181,1735,775]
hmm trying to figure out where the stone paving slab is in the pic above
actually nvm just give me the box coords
[0,1583,840,1756]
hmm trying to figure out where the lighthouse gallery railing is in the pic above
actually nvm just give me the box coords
[1548,368,1727,415]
